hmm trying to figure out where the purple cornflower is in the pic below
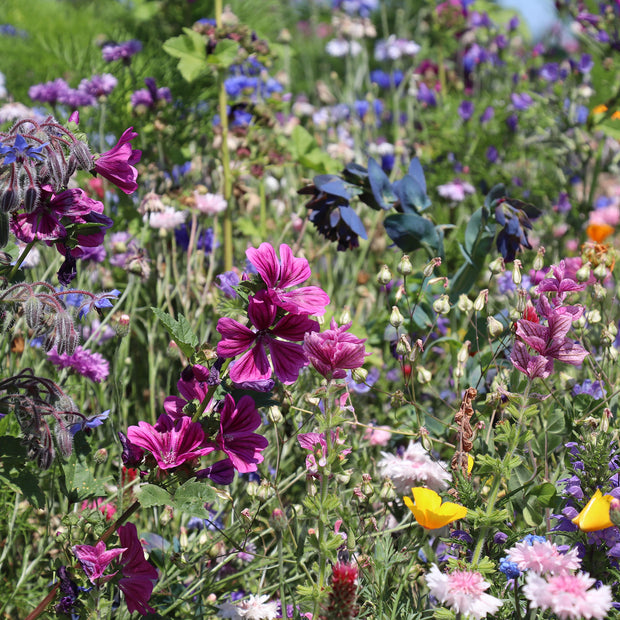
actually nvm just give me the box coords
[573,379,606,400]
[417,82,437,107]
[246,242,330,316]
[72,541,126,583]
[217,290,319,384]
[28,78,70,105]
[303,319,368,380]
[126,414,214,470]
[554,192,571,214]
[117,523,158,615]
[479,106,494,124]
[102,40,142,62]
[486,146,499,163]
[208,394,268,473]
[78,74,118,99]
[93,127,141,194]
[47,346,110,383]
[131,78,172,111]
[458,100,474,121]
[216,271,240,298]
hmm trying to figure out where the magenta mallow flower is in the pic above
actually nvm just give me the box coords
[217,290,319,384]
[303,319,368,380]
[209,394,268,473]
[127,414,213,470]
[93,127,141,194]
[298,429,351,475]
[117,523,158,615]
[246,242,330,316]
[72,541,126,583]
[164,364,213,419]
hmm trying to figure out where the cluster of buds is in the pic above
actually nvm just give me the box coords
[0,116,92,215]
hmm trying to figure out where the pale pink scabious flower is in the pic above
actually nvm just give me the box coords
[217,594,279,619]
[194,191,227,215]
[147,206,187,230]
[303,319,368,380]
[523,571,612,620]
[437,178,475,202]
[506,539,581,575]
[425,564,503,619]
[378,441,451,494]
[363,425,392,446]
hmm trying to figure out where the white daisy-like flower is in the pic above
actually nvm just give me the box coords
[147,206,187,230]
[378,441,451,494]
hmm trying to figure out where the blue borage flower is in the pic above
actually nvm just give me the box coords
[0,134,48,165]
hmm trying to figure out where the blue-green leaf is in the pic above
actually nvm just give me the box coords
[384,213,439,253]
[368,158,396,210]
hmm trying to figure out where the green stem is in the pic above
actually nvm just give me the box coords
[8,240,36,282]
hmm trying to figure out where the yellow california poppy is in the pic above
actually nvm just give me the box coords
[572,489,614,532]
[403,487,467,530]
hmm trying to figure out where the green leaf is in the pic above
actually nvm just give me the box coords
[0,470,45,508]
[137,484,173,508]
[151,307,199,358]
[290,126,340,174]
[531,483,557,507]
[172,481,218,519]
[383,213,440,254]
[205,38,239,69]
[61,459,109,503]
[163,28,208,82]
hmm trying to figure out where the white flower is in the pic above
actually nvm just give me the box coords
[378,441,451,494]
[237,595,279,619]
[194,191,227,215]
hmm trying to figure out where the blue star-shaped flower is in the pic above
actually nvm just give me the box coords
[0,134,48,165]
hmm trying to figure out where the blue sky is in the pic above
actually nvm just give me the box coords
[498,0,557,39]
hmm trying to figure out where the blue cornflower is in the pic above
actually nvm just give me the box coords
[499,557,521,579]
[0,134,48,165]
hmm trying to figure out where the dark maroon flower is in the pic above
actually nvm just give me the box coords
[117,522,158,615]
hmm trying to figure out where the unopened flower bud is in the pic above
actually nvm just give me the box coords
[267,406,283,424]
[488,256,505,274]
[361,473,374,497]
[377,264,392,285]
[533,247,545,271]
[394,284,404,303]
[24,296,43,329]
[593,263,608,280]
[473,289,488,312]
[351,367,368,383]
[396,334,411,356]
[335,470,351,484]
[55,426,73,458]
[487,316,504,338]
[575,314,587,329]
[433,295,451,315]
[610,346,619,361]
[576,262,591,282]
[246,481,259,497]
[585,309,601,324]
[0,187,20,213]
[339,307,352,325]
[390,305,404,328]
[71,140,93,171]
[390,390,405,407]
[397,255,413,276]
[512,259,522,285]
[516,289,527,313]
[0,212,8,248]
[379,479,396,501]
[270,508,287,532]
[601,408,612,433]
[94,448,108,464]
[256,480,274,501]
[416,366,432,384]
[54,312,75,353]
[457,340,471,365]
[23,184,40,213]
[593,282,607,300]
[423,257,441,277]
[457,294,473,313]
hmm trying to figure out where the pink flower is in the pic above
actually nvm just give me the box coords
[437,178,475,201]
[209,394,268,473]
[509,341,554,380]
[378,441,451,494]
[194,191,227,215]
[72,541,126,583]
[217,290,319,384]
[118,523,158,615]
[303,319,368,380]
[93,127,141,194]
[363,425,392,446]
[246,242,330,316]
[536,260,586,302]
[80,498,117,521]
[47,346,110,383]
[523,571,612,620]
[298,429,351,475]
[425,564,503,619]
[126,414,214,470]
[148,206,187,230]
[163,364,213,419]
[506,539,581,574]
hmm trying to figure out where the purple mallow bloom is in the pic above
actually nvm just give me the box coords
[217,290,319,384]
[93,127,141,194]
[127,414,214,470]
[208,394,268,473]
[303,319,368,380]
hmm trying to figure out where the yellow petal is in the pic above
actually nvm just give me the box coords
[467,454,474,474]
[404,487,467,530]
[572,489,615,532]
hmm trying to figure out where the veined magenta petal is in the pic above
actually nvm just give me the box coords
[229,343,272,383]
[278,243,311,288]
[246,242,280,288]
[270,286,330,316]
[269,338,309,384]
[271,313,319,342]
[216,317,256,356]
[247,291,278,330]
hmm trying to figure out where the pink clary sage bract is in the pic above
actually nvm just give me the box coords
[303,318,369,380]
[510,260,589,380]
